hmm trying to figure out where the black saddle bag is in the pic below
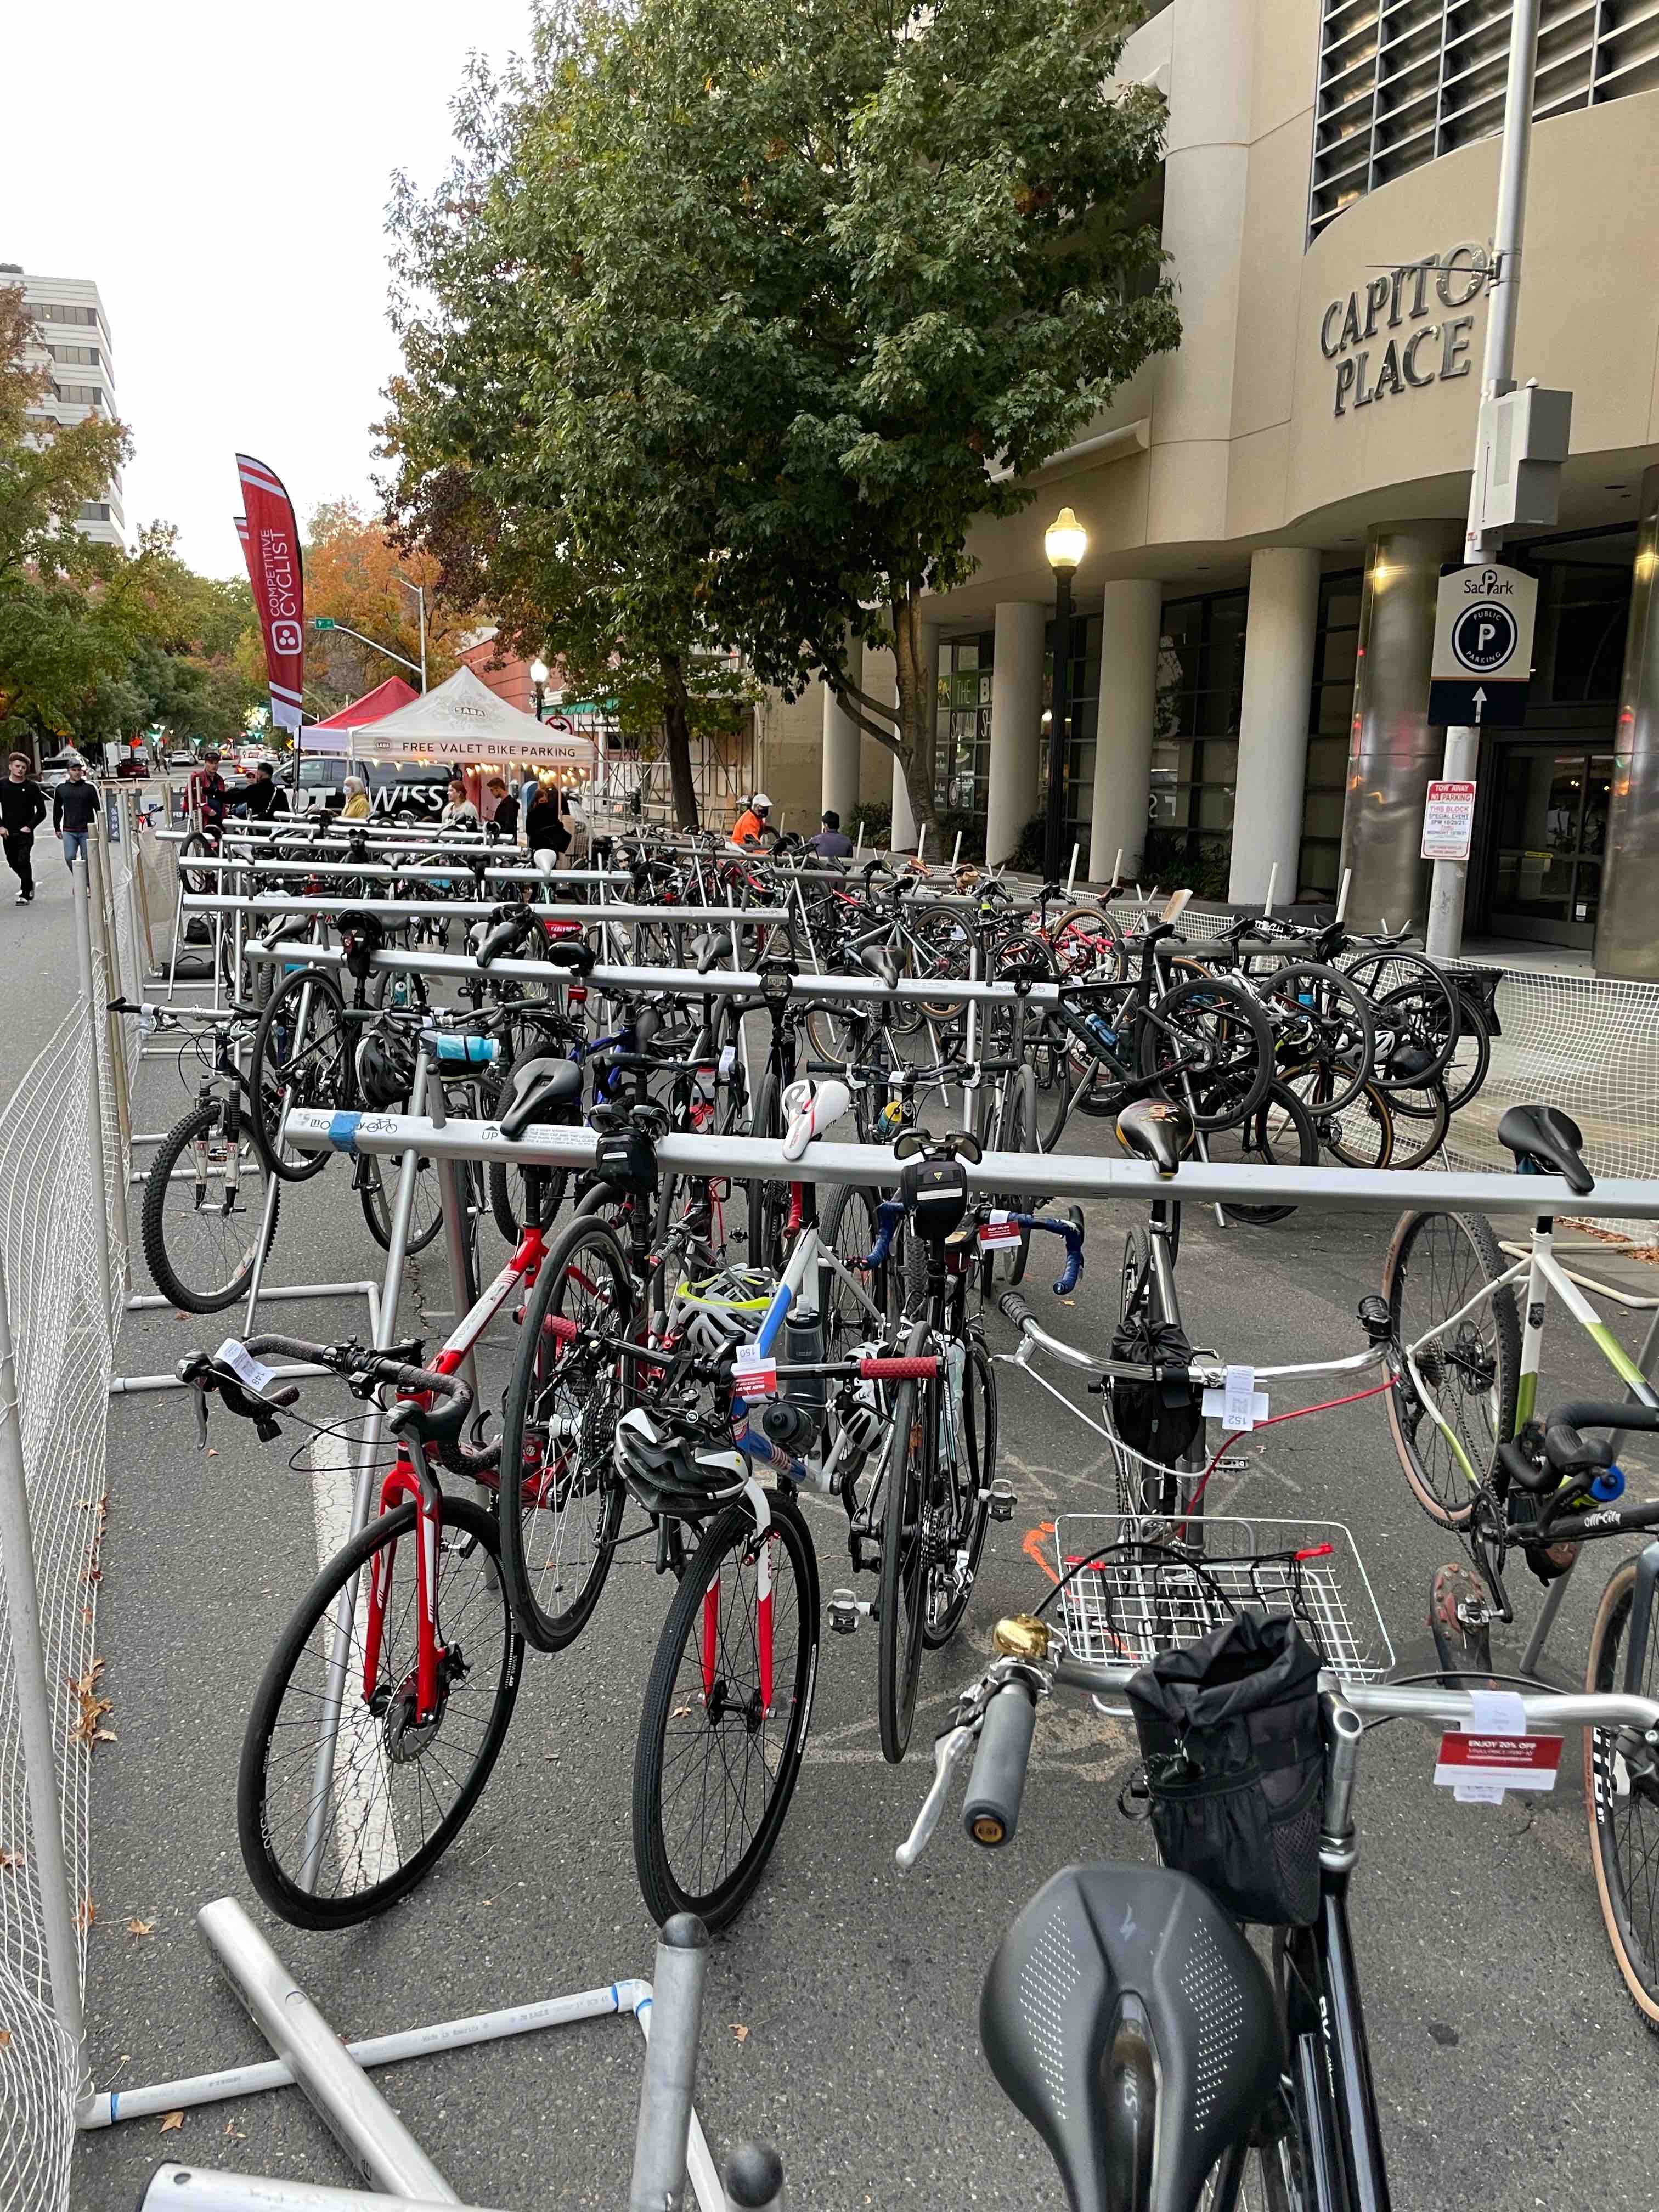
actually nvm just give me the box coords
[1107,1313,1202,1466]
[1126,1613,1325,1926]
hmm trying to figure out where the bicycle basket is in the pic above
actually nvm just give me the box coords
[1126,1612,1325,1927]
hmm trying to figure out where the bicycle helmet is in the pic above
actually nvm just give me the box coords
[670,1266,774,1357]
[355,1020,419,1111]
[614,1404,749,1520]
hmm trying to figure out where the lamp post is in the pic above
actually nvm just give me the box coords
[531,659,550,723]
[1043,506,1087,883]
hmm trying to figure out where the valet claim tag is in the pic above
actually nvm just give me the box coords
[733,1342,777,1400]
[216,1339,276,1395]
[1435,1691,1561,1803]
[1201,1365,1267,1431]
[718,1045,737,1078]
[978,1210,1021,1251]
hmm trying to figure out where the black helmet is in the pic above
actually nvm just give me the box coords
[613,1405,749,1521]
[354,1020,417,1111]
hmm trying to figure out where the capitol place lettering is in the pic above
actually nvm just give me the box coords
[1321,244,1487,418]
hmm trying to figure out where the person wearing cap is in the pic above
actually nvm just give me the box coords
[241,761,289,821]
[197,750,230,832]
[732,793,772,845]
[807,808,854,860]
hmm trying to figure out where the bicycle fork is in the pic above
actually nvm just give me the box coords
[701,1475,776,1714]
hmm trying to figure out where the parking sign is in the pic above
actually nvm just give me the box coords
[1428,562,1537,727]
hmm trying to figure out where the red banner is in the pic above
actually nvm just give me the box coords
[235,456,304,732]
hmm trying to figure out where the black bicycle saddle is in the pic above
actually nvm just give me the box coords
[859,942,900,992]
[1497,1102,1594,1195]
[1115,1099,1193,1178]
[498,1056,583,1138]
[981,1862,1282,2212]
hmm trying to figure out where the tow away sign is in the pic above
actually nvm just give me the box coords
[1428,562,1537,727]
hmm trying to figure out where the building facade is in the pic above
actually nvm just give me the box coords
[781,0,1659,975]
[3,267,125,548]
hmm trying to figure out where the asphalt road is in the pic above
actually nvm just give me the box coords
[21,940,1658,2211]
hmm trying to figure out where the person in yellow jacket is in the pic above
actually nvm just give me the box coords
[731,792,772,845]
[340,777,371,820]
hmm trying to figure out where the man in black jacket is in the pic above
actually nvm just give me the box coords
[2,753,48,904]
[53,757,100,872]
[241,763,289,822]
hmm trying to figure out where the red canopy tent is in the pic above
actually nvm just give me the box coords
[299,678,419,747]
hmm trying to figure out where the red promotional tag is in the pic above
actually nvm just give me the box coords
[1434,1731,1562,1802]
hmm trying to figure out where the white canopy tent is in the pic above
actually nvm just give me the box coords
[321,664,599,781]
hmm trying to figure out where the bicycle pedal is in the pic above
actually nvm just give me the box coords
[828,1588,860,1636]
[988,1480,1017,1523]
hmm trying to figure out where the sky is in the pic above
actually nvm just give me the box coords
[4,0,536,578]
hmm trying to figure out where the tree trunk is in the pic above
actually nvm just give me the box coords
[660,652,700,831]
[890,590,937,844]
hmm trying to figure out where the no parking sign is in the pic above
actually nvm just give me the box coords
[1428,562,1537,727]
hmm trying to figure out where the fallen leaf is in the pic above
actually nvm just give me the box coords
[0,1850,22,1871]
[126,1918,155,1938]
[206,1448,218,1458]
[74,1894,94,1932]
[672,1706,692,1719]
[0,2030,12,2049]
[223,2118,245,2141]
[731,2022,749,2043]
[160,2111,183,2133]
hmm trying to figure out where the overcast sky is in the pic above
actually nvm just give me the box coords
[5,0,534,577]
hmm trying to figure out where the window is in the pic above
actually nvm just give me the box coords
[77,502,110,522]
[53,383,104,409]
[1037,616,1103,872]
[1531,558,1631,704]
[935,635,993,821]
[1300,569,1362,900]
[46,343,97,366]
[1309,0,1659,242]
[1146,590,1248,895]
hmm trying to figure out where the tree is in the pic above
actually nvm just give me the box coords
[386,0,1177,834]
[300,500,463,718]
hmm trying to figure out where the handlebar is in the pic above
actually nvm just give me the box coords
[1006,1210,1085,1296]
[962,1679,1038,1846]
[177,1335,473,1448]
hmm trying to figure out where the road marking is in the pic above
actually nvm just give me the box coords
[308,1426,399,1893]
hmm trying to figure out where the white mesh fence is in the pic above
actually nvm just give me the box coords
[0,1000,116,2210]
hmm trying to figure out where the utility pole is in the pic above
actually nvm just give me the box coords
[1425,0,1541,959]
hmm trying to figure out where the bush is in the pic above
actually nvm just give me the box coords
[1012,815,1046,874]
[1141,828,1232,901]
[932,805,986,866]
[848,799,891,848]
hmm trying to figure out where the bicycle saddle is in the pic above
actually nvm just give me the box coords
[1497,1102,1594,1195]
[544,938,596,976]
[1115,1099,1193,1178]
[980,1862,1282,2212]
[498,1056,583,1138]
[859,942,900,992]
[695,929,733,975]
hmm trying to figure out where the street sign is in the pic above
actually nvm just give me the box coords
[311,617,336,631]
[1428,562,1537,727]
[1421,780,1477,861]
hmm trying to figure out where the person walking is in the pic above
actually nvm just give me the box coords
[53,755,99,872]
[486,777,520,843]
[731,792,772,845]
[807,808,854,860]
[1,754,48,905]
[339,776,371,821]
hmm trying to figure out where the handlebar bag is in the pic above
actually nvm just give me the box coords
[1126,1612,1324,1926]
[1107,1312,1202,1466]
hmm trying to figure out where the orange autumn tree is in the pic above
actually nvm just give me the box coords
[292,500,469,719]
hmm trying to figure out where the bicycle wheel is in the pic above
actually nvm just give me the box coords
[632,1492,819,1929]
[1139,977,1272,1132]
[358,1152,443,1255]
[820,1180,891,1347]
[1357,966,1460,1091]
[1209,1080,1319,1227]
[497,1212,634,1652]
[1586,1555,1659,2032]
[1051,903,1127,984]
[238,1496,521,1929]
[1382,1210,1518,1528]
[743,1069,789,1273]
[141,1097,279,1312]
[1259,963,1374,1118]
[1285,1065,1394,1170]
[879,1323,933,1762]
[1385,1079,1451,1170]
[250,966,349,1182]
[488,1144,569,1244]
[1443,992,1492,1114]
[920,1330,996,1649]
[1029,1011,1074,1150]
[179,831,215,899]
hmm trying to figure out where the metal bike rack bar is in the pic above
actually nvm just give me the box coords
[184,893,793,926]
[138,2172,504,2212]
[629,1917,707,2212]
[280,1107,1659,1223]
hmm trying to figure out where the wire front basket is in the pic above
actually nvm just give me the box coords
[1053,1514,1394,1685]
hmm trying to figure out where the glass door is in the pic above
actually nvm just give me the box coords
[1487,747,1612,947]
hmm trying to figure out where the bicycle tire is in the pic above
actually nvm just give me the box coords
[1214,1080,1320,1227]
[1139,975,1273,1132]
[879,1320,933,1762]
[920,1330,996,1649]
[1051,902,1127,984]
[1382,1209,1519,1528]
[819,1181,891,1346]
[1259,962,1375,1119]
[1443,991,1492,1113]
[743,1069,788,1273]
[632,1491,819,1929]
[1355,964,1460,1091]
[238,1496,522,1929]
[1384,1079,1451,1171]
[250,966,349,1182]
[141,1097,279,1313]
[496,1212,634,1652]
[358,1152,443,1256]
[1585,1555,1659,2032]
[179,831,215,899]
[1286,1065,1395,1170]
[1029,1009,1074,1150]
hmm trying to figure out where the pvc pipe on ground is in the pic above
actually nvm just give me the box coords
[137,2172,503,2212]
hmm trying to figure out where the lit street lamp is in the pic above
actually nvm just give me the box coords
[1043,505,1087,883]
[531,659,550,723]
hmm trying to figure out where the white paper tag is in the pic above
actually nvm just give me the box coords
[1468,1689,1528,1737]
[1203,1378,1269,1430]
[138,1001,156,1035]
[216,1338,276,1395]
[977,1210,1022,1250]
[733,1344,777,1400]
[718,1045,737,1078]
[1222,1364,1257,1431]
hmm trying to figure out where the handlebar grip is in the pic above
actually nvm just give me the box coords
[1056,1244,1083,1297]
[998,1291,1032,1330]
[858,1355,940,1382]
[962,1681,1037,1847]
[1544,1401,1659,1437]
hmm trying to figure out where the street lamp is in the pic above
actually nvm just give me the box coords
[530,660,550,723]
[1043,506,1087,882]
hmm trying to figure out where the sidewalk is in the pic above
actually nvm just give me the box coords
[0,836,84,1118]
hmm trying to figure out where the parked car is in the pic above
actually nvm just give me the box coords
[290,759,449,823]
[166,750,195,769]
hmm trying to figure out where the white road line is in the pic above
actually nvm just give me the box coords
[308,1427,399,1891]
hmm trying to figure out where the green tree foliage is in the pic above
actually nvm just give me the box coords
[381,0,1177,831]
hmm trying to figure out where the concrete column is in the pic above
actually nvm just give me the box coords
[1089,580,1164,887]
[1338,520,1462,932]
[1599,462,1659,978]
[1228,547,1322,905]
[821,637,862,826]
[984,602,1047,868]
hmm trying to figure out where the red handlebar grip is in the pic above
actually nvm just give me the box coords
[541,1315,579,1343]
[859,1355,940,1381]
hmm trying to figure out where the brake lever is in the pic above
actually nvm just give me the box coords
[895,1724,975,1872]
[191,1388,209,1449]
